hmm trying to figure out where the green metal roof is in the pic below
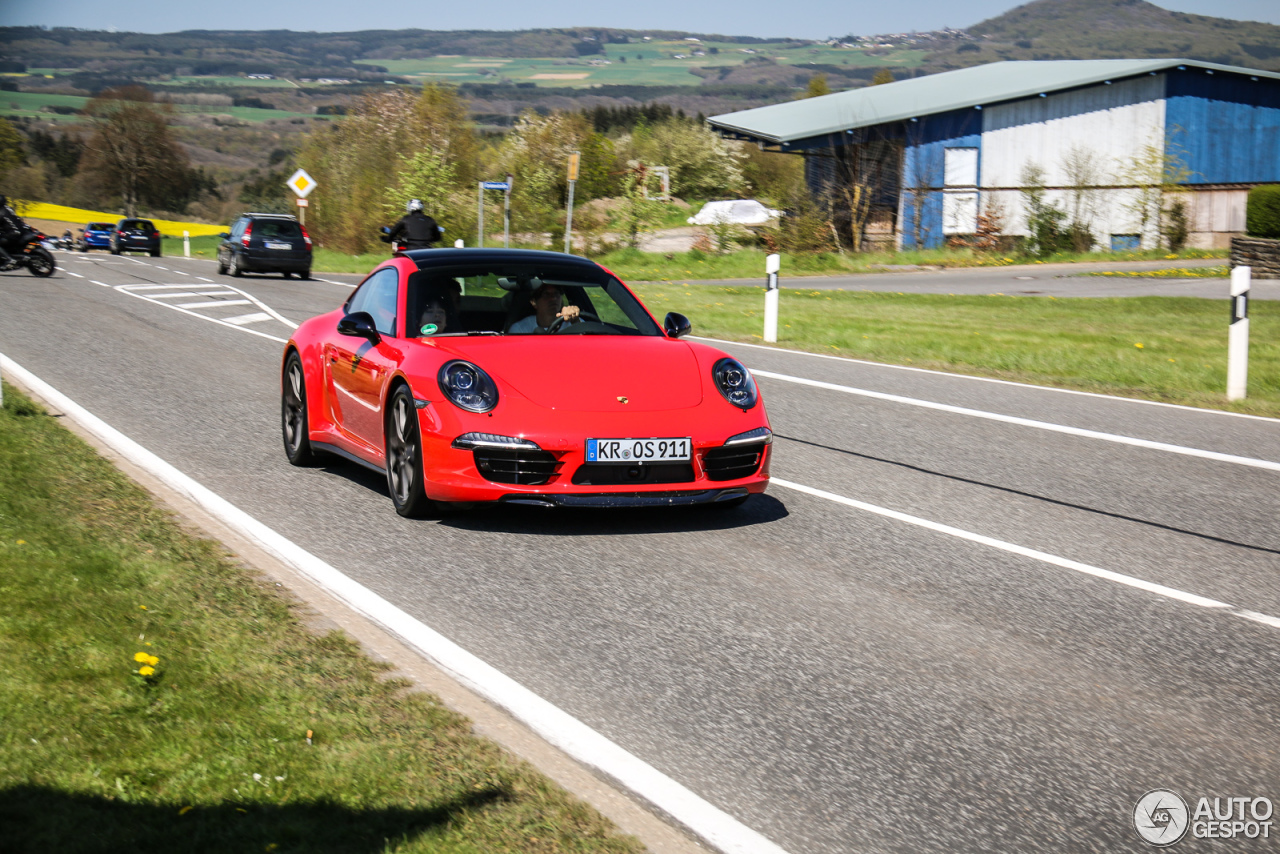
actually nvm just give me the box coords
[708,59,1280,145]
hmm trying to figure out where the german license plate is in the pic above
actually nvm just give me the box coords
[266,241,292,250]
[586,437,691,463]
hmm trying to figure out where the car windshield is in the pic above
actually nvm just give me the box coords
[122,220,153,231]
[88,223,112,230]
[405,261,662,339]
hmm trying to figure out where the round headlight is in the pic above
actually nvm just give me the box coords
[438,360,498,413]
[712,357,758,410]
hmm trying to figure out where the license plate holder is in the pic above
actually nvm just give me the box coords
[265,241,292,250]
[586,437,691,463]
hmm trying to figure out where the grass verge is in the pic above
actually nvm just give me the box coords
[628,285,1280,419]
[0,382,642,854]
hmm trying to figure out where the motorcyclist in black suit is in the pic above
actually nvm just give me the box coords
[383,199,442,251]
[0,195,24,270]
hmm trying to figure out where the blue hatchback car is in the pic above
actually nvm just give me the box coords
[78,222,114,252]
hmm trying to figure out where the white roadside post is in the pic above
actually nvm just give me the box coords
[564,150,580,254]
[454,238,464,248]
[1228,265,1251,401]
[763,253,781,343]
[183,230,190,257]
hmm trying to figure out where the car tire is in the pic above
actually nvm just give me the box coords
[283,271,293,279]
[151,248,161,258]
[385,385,437,519]
[281,351,318,466]
[27,247,55,278]
[228,253,243,277]
[79,245,87,253]
[216,256,228,275]
[299,269,311,281]
[111,246,120,255]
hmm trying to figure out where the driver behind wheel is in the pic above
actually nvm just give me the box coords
[508,282,580,334]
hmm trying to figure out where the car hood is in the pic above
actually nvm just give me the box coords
[433,336,704,412]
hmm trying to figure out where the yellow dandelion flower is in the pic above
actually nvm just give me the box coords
[134,652,150,663]
[138,666,155,676]
[16,540,25,545]
[1135,343,1144,349]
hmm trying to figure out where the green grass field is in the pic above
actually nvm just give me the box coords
[0,89,313,123]
[0,382,642,853]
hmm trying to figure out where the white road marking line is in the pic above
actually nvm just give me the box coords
[0,352,793,854]
[64,271,84,278]
[146,292,212,300]
[114,288,289,344]
[695,336,1280,424]
[196,276,213,282]
[771,478,1278,631]
[312,276,356,288]
[177,299,252,309]
[114,281,300,332]
[753,369,1280,472]
[174,269,190,276]
[90,280,110,287]
[153,266,169,271]
[222,312,273,326]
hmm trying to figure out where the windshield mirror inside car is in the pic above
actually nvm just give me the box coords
[405,262,662,339]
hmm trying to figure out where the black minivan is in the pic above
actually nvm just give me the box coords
[218,213,312,279]
[111,219,162,257]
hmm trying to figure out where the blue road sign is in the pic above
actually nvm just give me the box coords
[481,181,511,190]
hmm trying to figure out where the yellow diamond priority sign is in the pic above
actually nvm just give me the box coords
[286,168,316,199]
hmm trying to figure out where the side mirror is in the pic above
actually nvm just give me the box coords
[337,311,380,342]
[664,312,692,339]
[219,232,230,239]
[380,226,391,235]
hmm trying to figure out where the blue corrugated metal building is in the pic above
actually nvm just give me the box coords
[709,59,1280,250]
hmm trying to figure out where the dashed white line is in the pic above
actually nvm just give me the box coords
[752,369,1280,472]
[64,270,84,278]
[196,276,213,282]
[90,280,109,287]
[177,299,252,310]
[223,312,273,326]
[771,477,1279,631]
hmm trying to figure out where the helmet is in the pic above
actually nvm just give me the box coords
[406,199,423,214]
[0,195,7,207]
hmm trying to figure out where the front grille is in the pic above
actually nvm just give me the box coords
[473,448,559,485]
[571,462,696,486]
[702,442,766,481]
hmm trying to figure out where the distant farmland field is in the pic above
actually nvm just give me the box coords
[356,42,926,88]
[0,89,314,123]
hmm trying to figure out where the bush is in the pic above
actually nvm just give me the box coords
[1246,184,1280,238]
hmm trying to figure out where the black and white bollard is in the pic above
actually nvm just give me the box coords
[1228,265,1250,401]
[764,253,780,343]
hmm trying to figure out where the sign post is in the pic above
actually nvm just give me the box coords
[763,253,780,343]
[286,168,316,226]
[183,230,190,257]
[477,180,511,249]
[504,173,513,249]
[564,151,580,254]
[1228,265,1250,400]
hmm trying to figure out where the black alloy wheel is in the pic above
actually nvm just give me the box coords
[281,352,317,466]
[385,385,435,518]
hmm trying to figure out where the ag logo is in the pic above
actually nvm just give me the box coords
[1134,789,1189,846]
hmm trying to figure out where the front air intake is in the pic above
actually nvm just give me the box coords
[702,443,765,481]
[472,448,558,485]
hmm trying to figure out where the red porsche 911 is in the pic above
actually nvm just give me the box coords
[281,248,771,516]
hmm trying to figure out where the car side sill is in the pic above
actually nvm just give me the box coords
[312,441,385,475]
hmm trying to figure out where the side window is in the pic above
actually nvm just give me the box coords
[230,219,247,241]
[346,268,400,337]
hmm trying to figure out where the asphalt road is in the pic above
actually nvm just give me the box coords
[3,251,1279,853]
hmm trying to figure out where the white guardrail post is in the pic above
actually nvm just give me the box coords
[763,253,780,343]
[1228,265,1250,401]
[183,230,190,257]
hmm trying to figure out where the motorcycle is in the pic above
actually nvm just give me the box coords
[2,226,56,277]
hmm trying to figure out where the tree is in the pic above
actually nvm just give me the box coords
[803,74,831,99]
[611,163,665,248]
[1061,144,1103,252]
[299,84,477,253]
[872,68,895,86]
[1119,131,1194,250]
[0,118,25,182]
[78,86,192,216]
[624,117,745,199]
[1019,161,1069,257]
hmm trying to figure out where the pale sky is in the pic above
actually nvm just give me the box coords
[2,0,1278,40]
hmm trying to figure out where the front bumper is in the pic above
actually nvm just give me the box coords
[498,487,752,508]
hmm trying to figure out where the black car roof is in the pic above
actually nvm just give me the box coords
[403,247,603,270]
